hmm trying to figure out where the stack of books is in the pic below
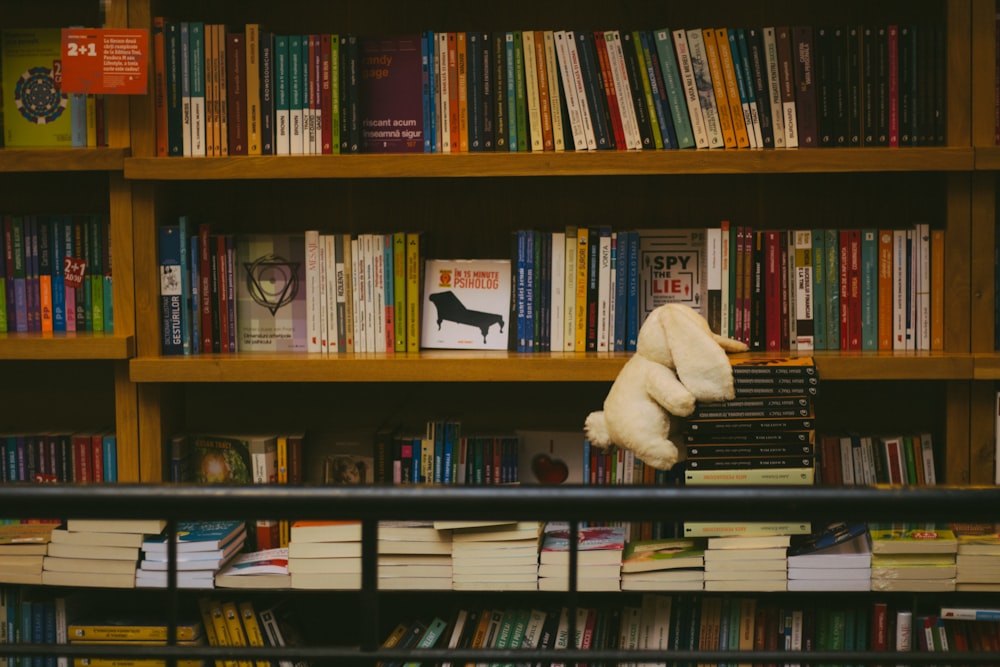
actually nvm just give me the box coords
[538,525,625,591]
[42,518,168,589]
[215,547,291,589]
[445,520,541,591]
[619,537,706,591]
[951,522,1000,591]
[377,521,453,590]
[683,357,819,488]
[135,519,246,589]
[0,523,55,585]
[287,520,362,590]
[786,522,872,591]
[869,523,958,592]
[702,533,789,592]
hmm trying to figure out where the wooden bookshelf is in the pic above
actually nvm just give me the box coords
[0,332,134,360]
[0,148,128,172]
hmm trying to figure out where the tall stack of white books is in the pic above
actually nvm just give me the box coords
[951,522,1000,591]
[702,533,789,592]
[42,518,168,589]
[441,520,541,591]
[377,520,452,590]
[287,520,363,590]
[786,523,872,591]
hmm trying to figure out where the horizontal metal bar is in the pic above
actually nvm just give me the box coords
[4,484,1000,522]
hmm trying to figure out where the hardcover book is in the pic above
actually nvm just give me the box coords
[421,258,511,350]
[359,34,423,153]
[1,29,74,147]
[236,233,307,352]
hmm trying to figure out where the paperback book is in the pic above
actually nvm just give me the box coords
[236,233,307,352]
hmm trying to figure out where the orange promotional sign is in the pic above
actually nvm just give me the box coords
[60,28,149,95]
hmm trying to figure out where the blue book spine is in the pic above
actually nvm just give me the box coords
[515,230,527,352]
[626,230,640,351]
[811,229,827,350]
[538,231,550,352]
[178,216,192,355]
[613,231,628,351]
[422,31,434,152]
[158,225,184,355]
[11,217,27,333]
[639,30,676,149]
[5,436,17,482]
[432,422,444,484]
[466,32,483,151]
[103,433,117,483]
[442,421,454,485]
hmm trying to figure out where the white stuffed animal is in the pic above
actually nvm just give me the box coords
[584,303,748,470]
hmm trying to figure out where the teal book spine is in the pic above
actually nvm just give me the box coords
[653,28,695,148]
[824,228,840,350]
[861,228,878,350]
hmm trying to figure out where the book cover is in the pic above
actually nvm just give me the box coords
[421,258,511,350]
[140,520,246,553]
[515,430,585,485]
[539,526,626,565]
[236,233,307,352]
[183,434,260,484]
[1,29,73,147]
[637,228,707,321]
[359,34,423,153]
[621,538,706,573]
[869,525,958,554]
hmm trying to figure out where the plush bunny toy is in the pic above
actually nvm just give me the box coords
[584,303,748,470]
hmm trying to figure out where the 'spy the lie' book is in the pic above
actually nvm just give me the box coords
[1,28,74,147]
[636,228,708,323]
[421,258,511,350]
[236,234,307,352]
[358,34,424,153]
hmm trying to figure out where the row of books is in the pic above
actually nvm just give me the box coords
[159,222,428,355]
[0,431,118,485]
[1,214,113,335]
[818,431,938,487]
[708,223,944,353]
[153,20,946,157]
[0,29,110,149]
[380,596,996,661]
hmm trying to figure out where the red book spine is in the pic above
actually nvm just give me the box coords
[593,32,626,151]
[321,34,333,154]
[848,229,862,350]
[887,25,899,147]
[839,229,851,350]
[72,434,92,482]
[764,230,781,350]
[216,235,229,353]
[198,224,213,353]
[91,434,104,482]
[778,231,791,351]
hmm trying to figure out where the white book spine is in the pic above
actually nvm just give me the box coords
[550,232,566,351]
[916,223,930,350]
[317,233,329,354]
[304,230,321,353]
[608,232,617,350]
[324,234,339,353]
[892,229,907,351]
[351,236,364,352]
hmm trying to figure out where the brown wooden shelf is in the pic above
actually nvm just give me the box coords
[0,148,128,172]
[128,350,973,383]
[974,353,1000,379]
[123,147,975,180]
[0,332,134,360]
[975,146,1000,170]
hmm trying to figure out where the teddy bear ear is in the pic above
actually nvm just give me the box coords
[659,305,735,399]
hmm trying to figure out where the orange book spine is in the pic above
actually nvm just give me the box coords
[716,28,751,148]
[702,28,737,149]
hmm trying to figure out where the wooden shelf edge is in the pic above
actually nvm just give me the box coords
[0,148,128,172]
[123,147,974,180]
[0,333,134,360]
[128,351,973,383]
[975,146,1000,170]
[973,353,1000,379]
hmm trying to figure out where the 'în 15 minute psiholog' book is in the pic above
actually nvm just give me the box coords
[421,258,511,350]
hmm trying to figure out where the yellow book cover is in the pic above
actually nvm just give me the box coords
[1,28,74,147]
[222,601,252,667]
[197,597,225,667]
[575,227,589,352]
[206,599,237,667]
[405,231,424,352]
[237,600,270,667]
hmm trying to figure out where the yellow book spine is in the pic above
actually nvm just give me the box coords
[197,598,225,667]
[222,601,253,667]
[574,227,589,352]
[405,232,423,352]
[237,600,270,667]
[716,28,751,149]
[702,29,736,149]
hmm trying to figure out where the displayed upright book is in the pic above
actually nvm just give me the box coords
[358,34,424,153]
[421,258,511,350]
[1,28,74,147]
[515,429,586,485]
[636,228,708,322]
[236,233,308,352]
